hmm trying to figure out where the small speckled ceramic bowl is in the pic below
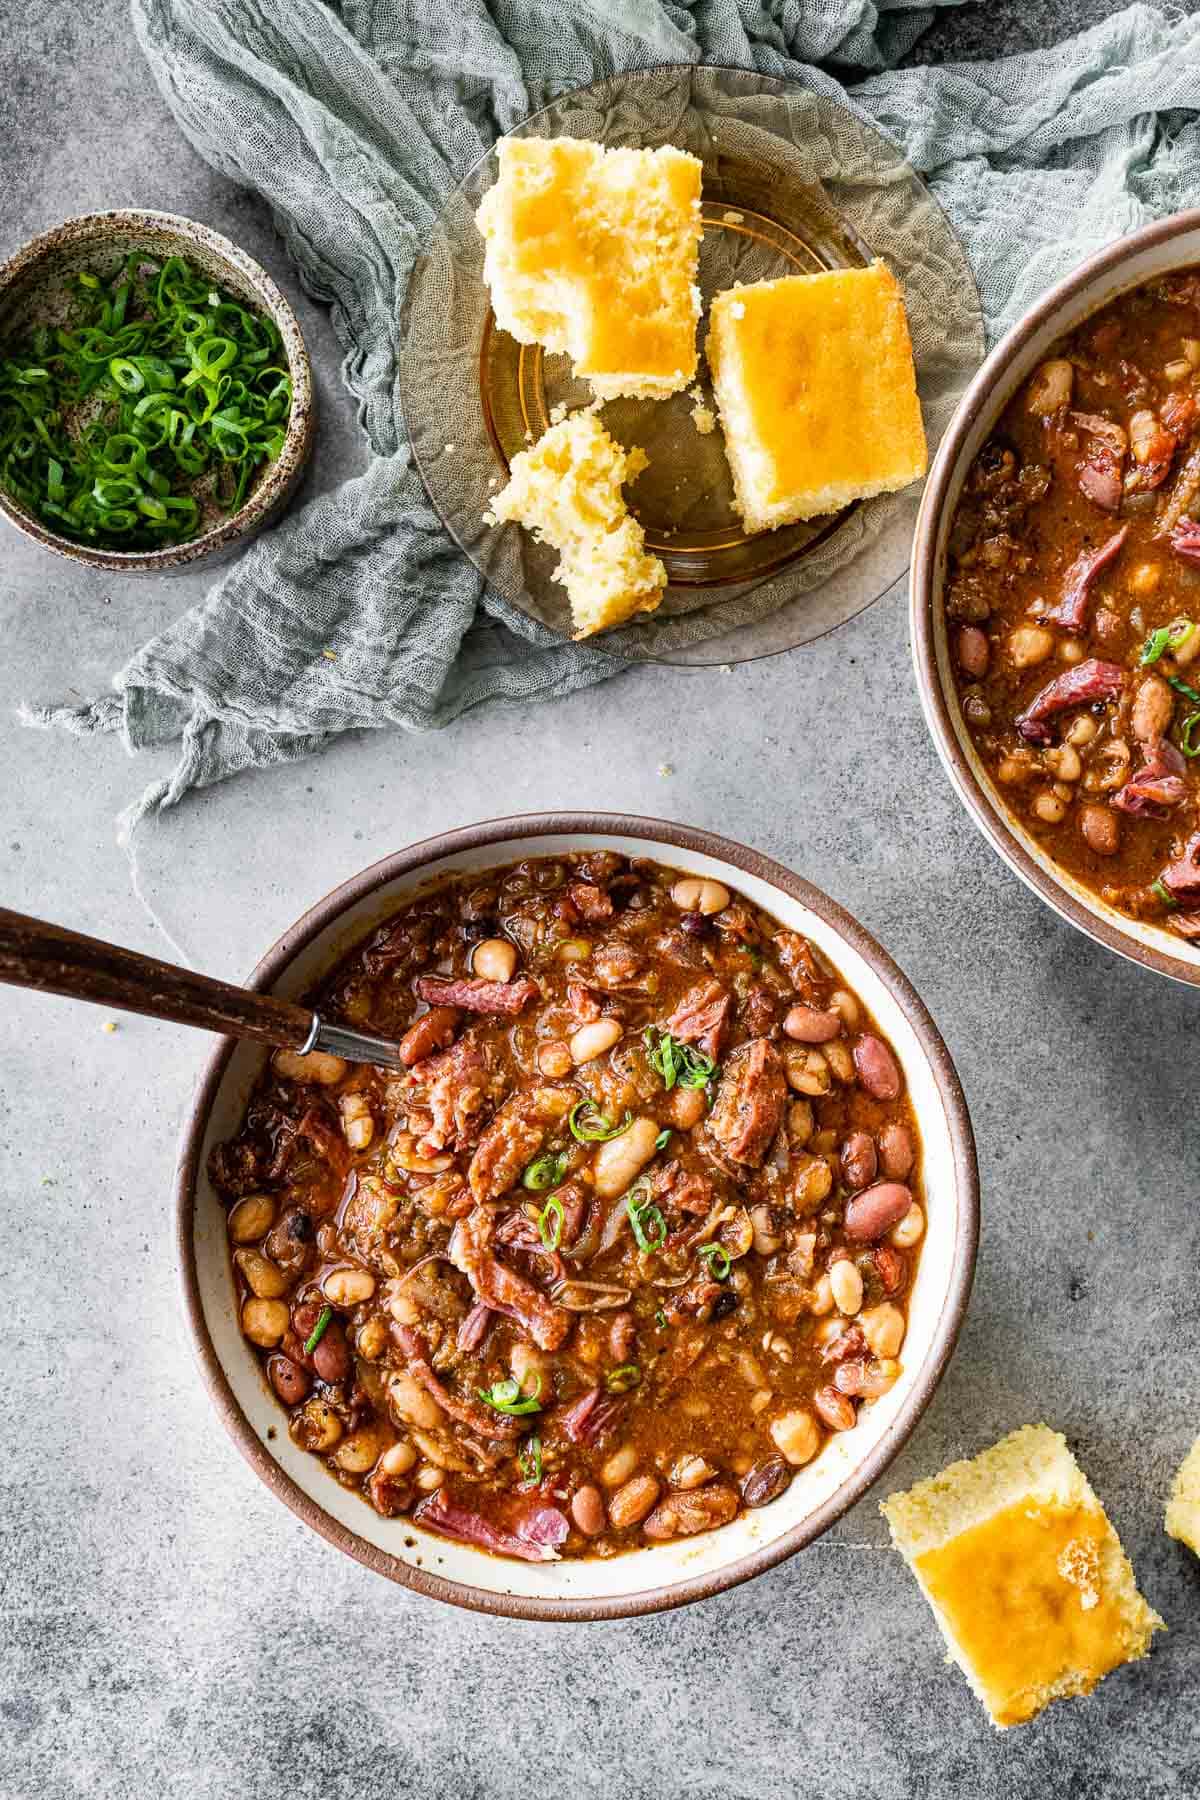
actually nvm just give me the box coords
[177,814,979,1619]
[0,210,314,572]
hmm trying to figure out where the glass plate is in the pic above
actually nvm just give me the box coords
[400,65,984,666]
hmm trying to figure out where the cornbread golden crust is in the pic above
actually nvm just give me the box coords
[706,261,927,533]
[882,1424,1164,1729]
[484,411,666,638]
[475,136,703,402]
[1166,1434,1200,1555]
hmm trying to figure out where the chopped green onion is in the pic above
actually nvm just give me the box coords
[655,1128,671,1150]
[654,1308,669,1330]
[522,1149,567,1192]
[518,1435,543,1484]
[477,1374,543,1416]
[304,1305,332,1354]
[643,1027,716,1091]
[625,1178,666,1254]
[538,1193,565,1251]
[1168,674,1200,708]
[697,1243,731,1280]
[1140,626,1172,665]
[569,1099,632,1142]
[1150,876,1178,909]
[1180,713,1200,758]
[0,249,291,550]
[606,1364,641,1394]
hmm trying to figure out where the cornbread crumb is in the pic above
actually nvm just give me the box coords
[102,1020,118,1034]
[707,260,927,534]
[688,388,716,435]
[882,1424,1163,1729]
[549,403,568,425]
[1166,1434,1200,1555]
[475,136,703,401]
[486,412,666,638]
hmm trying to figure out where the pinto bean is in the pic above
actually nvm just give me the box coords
[844,1182,913,1243]
[877,1121,915,1180]
[1079,801,1121,857]
[608,1474,660,1529]
[740,1455,792,1508]
[398,1006,460,1067]
[814,1385,857,1432]
[268,1354,311,1404]
[571,1484,606,1537]
[783,1004,841,1044]
[840,1131,877,1191]
[609,1310,636,1363]
[852,1034,902,1100]
[957,626,990,679]
[1132,674,1174,743]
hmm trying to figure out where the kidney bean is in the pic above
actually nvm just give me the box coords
[740,1455,793,1509]
[268,1354,311,1406]
[814,1385,857,1431]
[783,1004,841,1044]
[877,1121,915,1180]
[1079,802,1120,857]
[957,625,989,678]
[844,1182,913,1244]
[608,1474,660,1530]
[398,1005,460,1067]
[609,1309,636,1364]
[571,1484,606,1537]
[840,1130,877,1191]
[312,1319,351,1384]
[873,1245,907,1295]
[852,1034,902,1100]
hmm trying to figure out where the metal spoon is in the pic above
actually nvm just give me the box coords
[0,906,408,1072]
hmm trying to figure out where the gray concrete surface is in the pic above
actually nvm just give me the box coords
[3,4,1199,1797]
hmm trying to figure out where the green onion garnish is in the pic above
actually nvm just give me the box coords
[655,1128,671,1150]
[1140,627,1173,665]
[538,1194,564,1251]
[522,1149,567,1192]
[304,1305,332,1355]
[0,249,292,549]
[477,1374,543,1416]
[1168,673,1200,707]
[1150,876,1178,909]
[518,1435,543,1484]
[697,1243,731,1280]
[643,1027,715,1092]
[654,1308,669,1329]
[569,1099,632,1142]
[606,1364,641,1394]
[625,1177,666,1254]
[1180,714,1200,758]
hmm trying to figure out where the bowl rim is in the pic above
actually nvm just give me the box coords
[0,208,314,572]
[910,206,1200,989]
[175,810,980,1620]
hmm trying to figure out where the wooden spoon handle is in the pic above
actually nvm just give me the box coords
[0,907,315,1050]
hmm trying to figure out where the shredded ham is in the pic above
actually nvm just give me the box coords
[1112,737,1187,817]
[1041,527,1128,631]
[414,1489,566,1562]
[448,1206,571,1351]
[1015,659,1125,745]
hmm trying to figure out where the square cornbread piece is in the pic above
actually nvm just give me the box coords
[706,261,927,533]
[882,1424,1164,1729]
[1166,1434,1200,1555]
[475,136,702,401]
[485,411,666,638]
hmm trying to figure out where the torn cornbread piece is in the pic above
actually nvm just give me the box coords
[1166,1435,1200,1555]
[485,411,666,638]
[881,1424,1164,1729]
[706,261,927,533]
[475,136,703,401]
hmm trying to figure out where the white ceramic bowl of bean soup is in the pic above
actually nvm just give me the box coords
[912,209,1200,987]
[177,814,978,1619]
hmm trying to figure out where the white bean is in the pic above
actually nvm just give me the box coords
[569,1017,622,1064]
[591,1116,661,1199]
[241,1298,289,1346]
[472,937,517,982]
[830,1260,864,1316]
[227,1194,276,1244]
[272,1047,347,1085]
[769,1410,820,1467]
[322,1266,376,1308]
[671,876,730,915]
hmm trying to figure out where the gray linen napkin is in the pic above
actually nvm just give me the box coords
[25,0,1200,820]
